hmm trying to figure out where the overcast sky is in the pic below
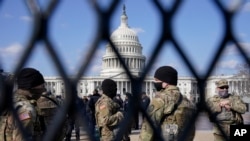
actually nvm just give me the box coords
[0,0,250,77]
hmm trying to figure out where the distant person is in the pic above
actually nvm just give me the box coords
[206,79,247,141]
[133,100,139,130]
[56,95,63,104]
[83,96,89,104]
[139,66,196,141]
[113,94,124,111]
[87,89,101,133]
[123,92,133,134]
[123,93,131,115]
[65,97,85,141]
[140,91,150,119]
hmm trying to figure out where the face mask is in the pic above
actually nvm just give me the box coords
[218,90,229,98]
[110,88,117,99]
[154,82,163,91]
[29,88,47,100]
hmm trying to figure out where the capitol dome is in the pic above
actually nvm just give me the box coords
[111,27,139,42]
[100,5,146,77]
[110,14,139,42]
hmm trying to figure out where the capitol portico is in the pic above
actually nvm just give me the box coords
[44,6,250,106]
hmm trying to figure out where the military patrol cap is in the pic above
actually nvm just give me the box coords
[216,79,228,88]
[17,68,45,89]
[154,66,178,85]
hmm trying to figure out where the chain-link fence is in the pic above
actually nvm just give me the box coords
[1,0,249,141]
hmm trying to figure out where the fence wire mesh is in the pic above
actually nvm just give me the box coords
[0,0,249,141]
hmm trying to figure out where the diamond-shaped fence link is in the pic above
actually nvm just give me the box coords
[0,0,249,141]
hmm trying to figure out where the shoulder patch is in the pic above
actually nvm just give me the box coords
[19,112,31,121]
[99,104,106,110]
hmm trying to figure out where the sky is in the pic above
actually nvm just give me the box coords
[0,0,250,77]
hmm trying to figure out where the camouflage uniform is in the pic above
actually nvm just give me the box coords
[36,92,66,141]
[207,89,246,140]
[139,85,196,141]
[95,94,124,141]
[206,79,247,141]
[0,68,51,141]
[0,89,43,141]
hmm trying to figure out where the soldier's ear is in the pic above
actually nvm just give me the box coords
[162,82,168,88]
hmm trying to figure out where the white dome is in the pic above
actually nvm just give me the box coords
[110,6,139,42]
[111,27,138,42]
[100,5,145,77]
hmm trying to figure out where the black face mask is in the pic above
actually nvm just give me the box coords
[102,87,117,99]
[29,88,46,100]
[109,88,117,99]
[154,82,163,91]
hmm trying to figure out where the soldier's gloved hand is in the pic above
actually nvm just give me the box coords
[116,111,124,120]
[219,99,230,107]
[224,104,231,110]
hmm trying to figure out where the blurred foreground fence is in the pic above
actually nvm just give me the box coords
[0,0,250,141]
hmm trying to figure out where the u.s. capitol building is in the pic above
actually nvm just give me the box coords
[44,6,250,105]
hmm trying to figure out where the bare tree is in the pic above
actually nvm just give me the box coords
[236,63,250,76]
[236,63,250,96]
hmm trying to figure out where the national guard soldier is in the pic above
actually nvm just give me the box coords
[0,68,45,141]
[206,79,247,141]
[139,66,196,141]
[95,79,130,141]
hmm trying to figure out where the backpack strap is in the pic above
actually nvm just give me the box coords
[40,95,59,106]
[160,94,183,124]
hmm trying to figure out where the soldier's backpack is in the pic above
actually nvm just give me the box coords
[159,94,182,141]
[160,94,196,141]
[37,93,60,130]
[0,110,15,141]
[37,93,67,141]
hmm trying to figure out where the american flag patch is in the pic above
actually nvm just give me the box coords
[99,104,106,110]
[19,113,31,120]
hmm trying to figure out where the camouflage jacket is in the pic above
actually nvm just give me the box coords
[206,94,246,135]
[36,94,59,128]
[95,94,123,141]
[139,85,196,141]
[0,89,42,141]
[36,94,66,141]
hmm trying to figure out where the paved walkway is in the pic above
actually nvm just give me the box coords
[68,112,250,140]
[69,129,213,141]
[130,130,214,141]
